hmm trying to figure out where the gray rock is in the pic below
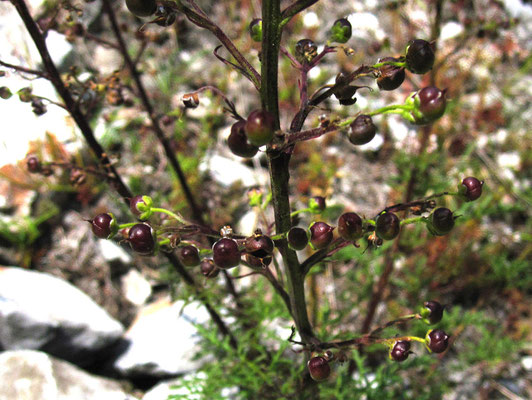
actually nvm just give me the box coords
[0,266,123,367]
[0,350,138,400]
[113,299,210,378]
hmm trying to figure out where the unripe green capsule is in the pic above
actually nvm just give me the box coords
[249,18,262,42]
[330,18,352,43]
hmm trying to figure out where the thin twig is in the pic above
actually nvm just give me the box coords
[10,0,237,349]
[102,0,204,223]
[0,59,50,79]
[170,1,261,90]
[280,0,320,29]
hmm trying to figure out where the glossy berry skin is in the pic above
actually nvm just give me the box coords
[129,195,147,217]
[295,39,318,64]
[125,0,157,18]
[308,356,331,381]
[245,234,274,259]
[91,213,114,239]
[26,155,41,173]
[349,115,376,145]
[200,259,220,278]
[245,110,275,147]
[413,86,447,125]
[423,301,445,325]
[287,227,309,250]
[376,57,405,91]
[213,238,241,269]
[179,245,200,267]
[426,329,450,353]
[249,18,262,42]
[128,224,155,255]
[405,39,435,74]
[330,18,352,43]
[428,208,455,236]
[461,177,483,201]
[338,212,363,241]
[227,119,259,158]
[376,212,400,240]
[390,340,411,362]
[310,222,334,250]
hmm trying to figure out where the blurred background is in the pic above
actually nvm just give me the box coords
[0,0,531,399]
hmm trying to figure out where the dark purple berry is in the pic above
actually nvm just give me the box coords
[405,39,435,74]
[338,212,363,241]
[308,356,331,381]
[245,232,274,259]
[128,223,155,255]
[376,57,405,91]
[310,222,334,250]
[91,213,114,239]
[349,115,376,145]
[245,253,272,268]
[179,245,200,267]
[330,18,352,43]
[295,39,318,64]
[154,5,176,26]
[376,212,400,240]
[414,86,447,124]
[426,329,450,353]
[287,227,309,250]
[125,0,156,17]
[129,195,147,217]
[227,119,259,158]
[423,301,445,324]
[249,18,262,42]
[461,177,483,201]
[26,155,41,173]
[309,196,326,212]
[213,238,241,269]
[390,340,411,362]
[200,259,220,278]
[245,109,275,147]
[428,208,455,236]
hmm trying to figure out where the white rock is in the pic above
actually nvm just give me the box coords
[199,154,257,187]
[440,22,464,41]
[114,299,211,377]
[0,350,138,400]
[0,267,123,366]
[98,239,133,264]
[302,11,320,28]
[121,269,152,306]
[521,356,532,370]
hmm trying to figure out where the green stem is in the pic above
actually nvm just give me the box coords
[263,0,315,344]
[151,207,188,224]
[290,207,313,217]
[158,238,171,246]
[371,61,406,69]
[367,104,412,116]
[118,222,138,229]
[400,216,427,226]
[270,232,288,240]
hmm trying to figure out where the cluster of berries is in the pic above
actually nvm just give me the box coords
[308,301,450,381]
[88,176,483,267]
[227,110,276,158]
